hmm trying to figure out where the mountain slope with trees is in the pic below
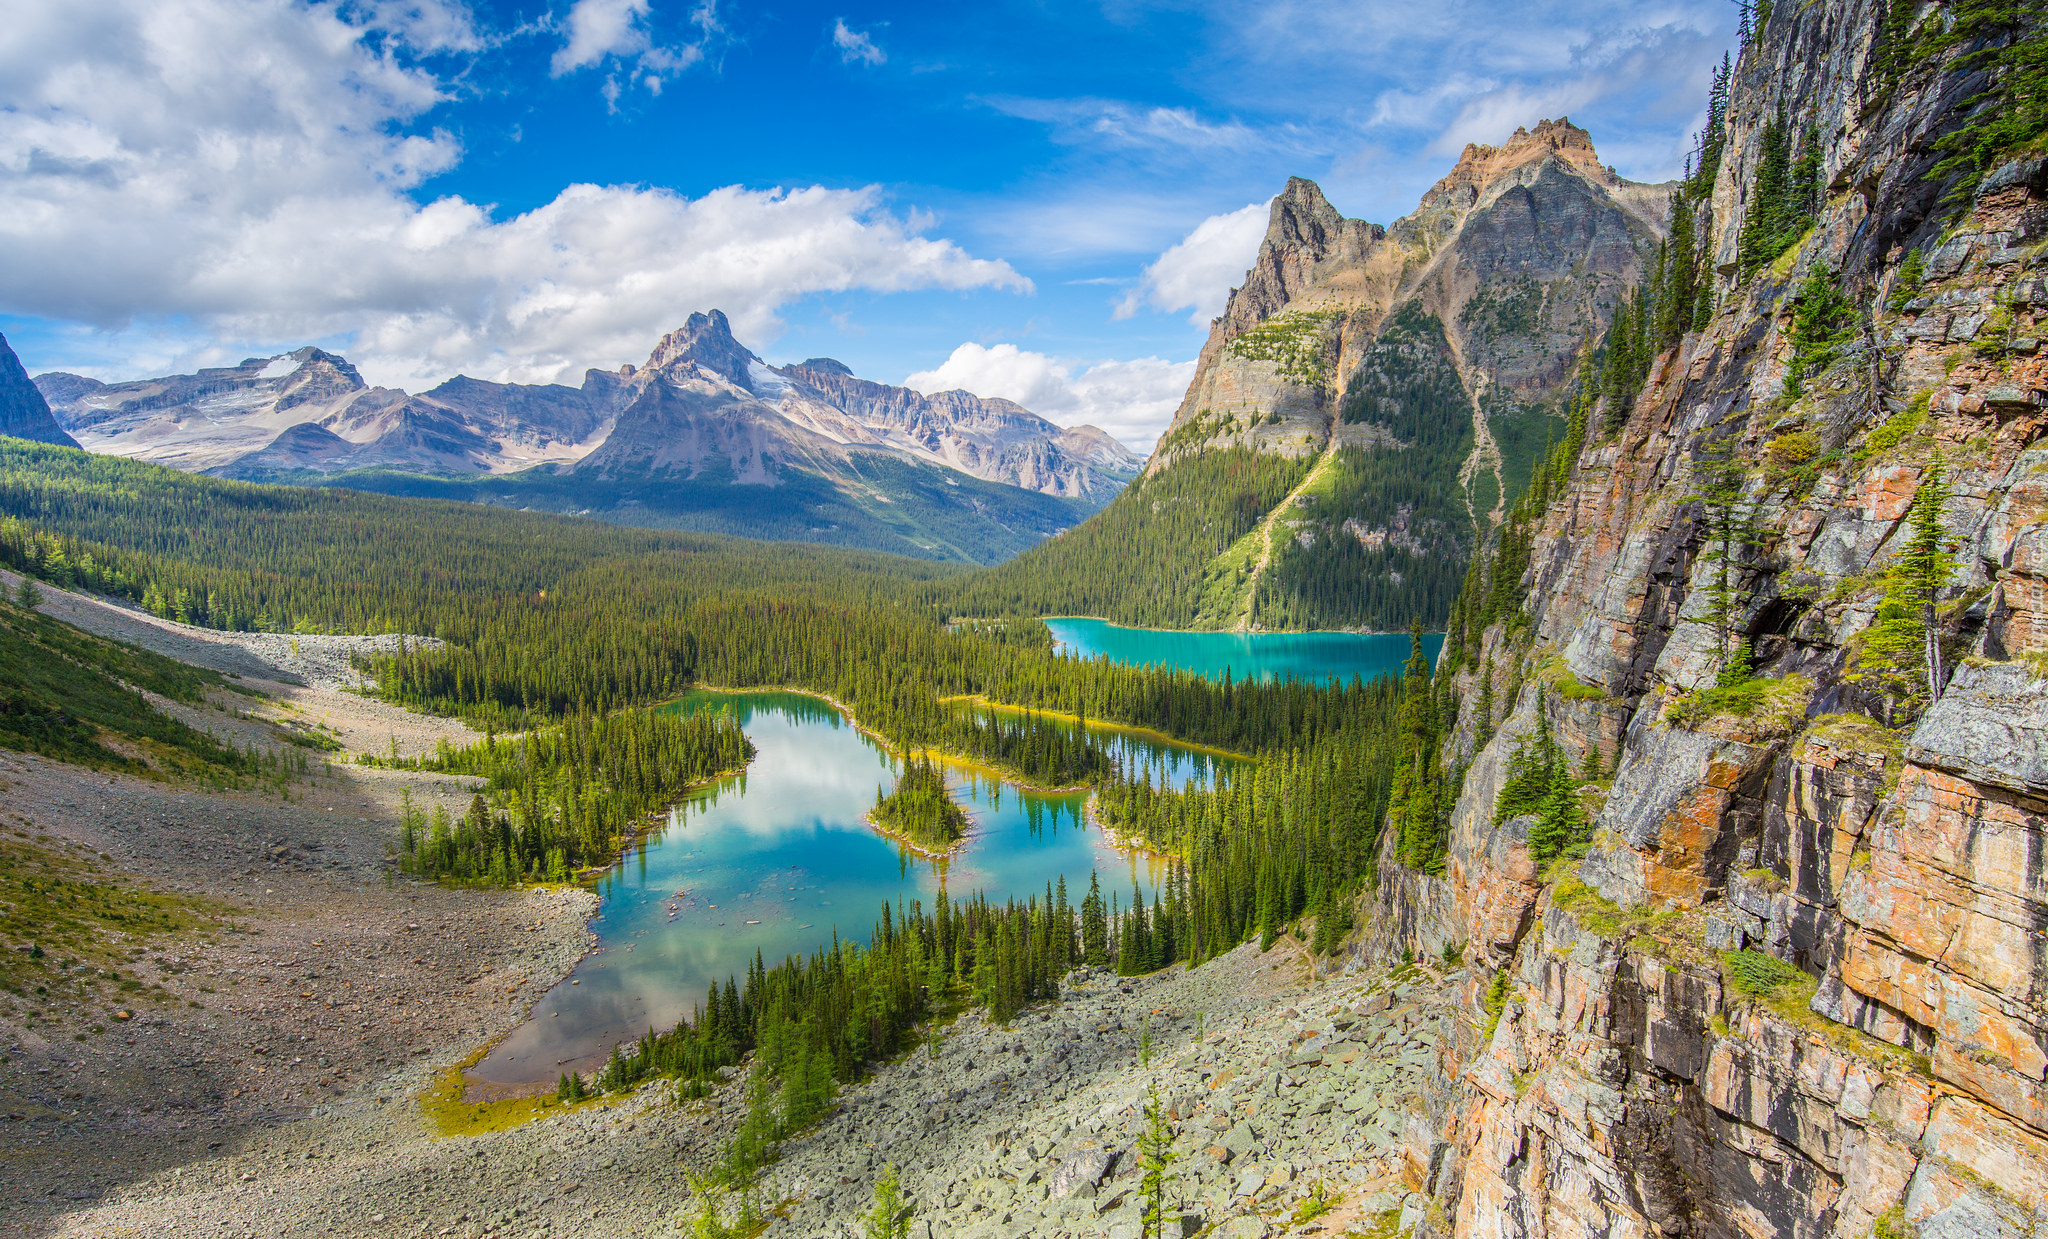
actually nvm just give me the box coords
[953,125,1675,630]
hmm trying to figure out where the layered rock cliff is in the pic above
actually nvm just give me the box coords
[1355,3,2048,1236]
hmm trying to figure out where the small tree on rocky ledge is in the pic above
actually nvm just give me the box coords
[1850,455,1958,722]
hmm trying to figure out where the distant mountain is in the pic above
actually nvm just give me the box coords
[0,333,80,448]
[31,312,1140,564]
[956,119,1671,628]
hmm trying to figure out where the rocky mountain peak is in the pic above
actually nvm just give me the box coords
[791,357,853,377]
[1263,177,1384,263]
[642,310,760,389]
[0,332,81,448]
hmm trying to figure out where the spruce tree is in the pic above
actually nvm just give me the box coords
[1852,456,1957,718]
[1138,1085,1179,1239]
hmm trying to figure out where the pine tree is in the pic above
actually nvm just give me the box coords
[864,1164,912,1239]
[1138,1085,1179,1239]
[1081,871,1108,967]
[1851,456,1958,718]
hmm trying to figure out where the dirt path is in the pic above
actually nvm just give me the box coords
[0,575,599,1236]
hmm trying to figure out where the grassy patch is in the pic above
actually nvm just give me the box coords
[1666,674,1813,735]
[1549,872,1680,943]
[1857,390,1931,464]
[1288,1182,1340,1225]
[421,1050,608,1137]
[0,836,234,997]
[1536,651,1609,702]
[0,604,248,777]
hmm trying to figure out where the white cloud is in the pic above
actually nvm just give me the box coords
[905,342,1194,452]
[553,0,652,73]
[551,0,714,93]
[831,18,884,66]
[1114,201,1269,325]
[985,97,1268,153]
[0,0,1029,390]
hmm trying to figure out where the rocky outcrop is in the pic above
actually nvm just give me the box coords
[0,333,79,448]
[1352,3,2048,1237]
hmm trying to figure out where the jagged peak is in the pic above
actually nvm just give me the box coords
[642,309,760,389]
[1260,177,1383,261]
[1421,117,1630,208]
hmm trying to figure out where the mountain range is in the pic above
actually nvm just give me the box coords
[22,312,1140,564]
[957,118,1673,630]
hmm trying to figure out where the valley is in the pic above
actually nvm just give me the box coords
[1,1,2047,1237]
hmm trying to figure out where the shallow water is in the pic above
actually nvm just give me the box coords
[1044,617,1442,684]
[472,690,1237,1085]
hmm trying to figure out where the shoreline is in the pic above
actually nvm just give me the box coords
[1035,613,1433,638]
[686,683,1105,795]
[940,694,1256,764]
[859,808,972,862]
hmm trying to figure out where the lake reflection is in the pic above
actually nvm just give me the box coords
[472,690,1235,1086]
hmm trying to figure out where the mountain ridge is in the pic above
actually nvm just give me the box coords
[27,312,1140,564]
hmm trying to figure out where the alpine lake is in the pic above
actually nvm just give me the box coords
[473,623,1437,1088]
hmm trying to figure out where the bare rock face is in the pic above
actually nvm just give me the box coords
[1906,661,2048,796]
[0,332,78,448]
[1352,3,2048,1236]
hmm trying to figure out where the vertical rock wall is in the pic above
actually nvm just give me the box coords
[1363,2,2048,1235]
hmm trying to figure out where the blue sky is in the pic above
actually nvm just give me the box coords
[0,0,1734,448]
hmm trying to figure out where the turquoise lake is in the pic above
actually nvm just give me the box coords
[1044,617,1441,684]
[473,690,1237,1086]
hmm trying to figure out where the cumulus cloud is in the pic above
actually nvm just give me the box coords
[0,0,1028,389]
[551,0,719,100]
[905,342,1193,452]
[1114,201,1269,325]
[831,18,884,66]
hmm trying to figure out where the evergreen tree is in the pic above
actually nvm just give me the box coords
[1138,1086,1179,1239]
[1081,871,1108,967]
[864,1164,912,1239]
[1851,456,1958,719]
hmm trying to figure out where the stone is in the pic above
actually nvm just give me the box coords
[1905,661,2048,796]
[1047,1147,1118,1200]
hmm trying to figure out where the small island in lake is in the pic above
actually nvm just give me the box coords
[868,754,970,853]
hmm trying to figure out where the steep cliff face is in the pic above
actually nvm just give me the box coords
[0,333,78,449]
[1360,3,2048,1236]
